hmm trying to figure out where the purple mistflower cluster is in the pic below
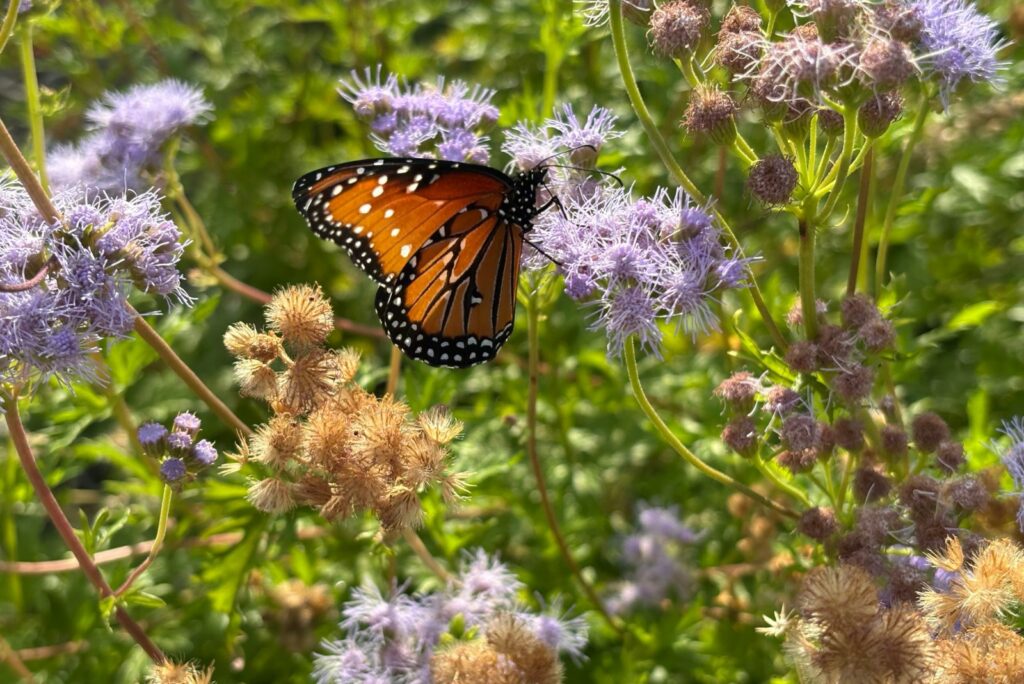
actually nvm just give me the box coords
[339,66,500,164]
[1,183,189,389]
[503,103,622,171]
[49,80,210,191]
[312,549,588,683]
[909,0,1004,105]
[996,417,1024,533]
[607,503,699,614]
[137,411,218,486]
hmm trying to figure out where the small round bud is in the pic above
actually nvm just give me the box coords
[911,412,950,453]
[764,386,801,415]
[798,507,838,540]
[781,102,815,140]
[873,2,923,43]
[881,424,908,459]
[899,474,941,521]
[682,87,738,145]
[854,465,891,502]
[856,504,902,545]
[817,108,844,137]
[173,411,201,437]
[802,0,862,42]
[859,39,915,90]
[936,440,966,473]
[858,92,903,138]
[859,318,896,352]
[833,417,865,452]
[720,5,762,34]
[817,422,836,456]
[650,1,711,58]
[715,31,762,74]
[782,414,819,452]
[887,562,926,603]
[138,422,169,457]
[840,293,880,329]
[817,324,855,365]
[778,448,819,474]
[785,340,819,373]
[160,457,188,483]
[747,154,799,205]
[791,23,819,41]
[167,430,193,456]
[832,364,874,403]
[947,476,987,512]
[722,416,759,456]
[192,439,218,466]
[714,371,760,412]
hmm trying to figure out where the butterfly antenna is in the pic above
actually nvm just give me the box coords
[523,237,562,268]
[541,163,624,187]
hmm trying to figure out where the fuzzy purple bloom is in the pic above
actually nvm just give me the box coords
[159,457,187,483]
[192,439,218,466]
[172,410,202,436]
[911,0,1003,105]
[998,417,1024,489]
[137,422,168,455]
[166,430,192,455]
[339,68,500,163]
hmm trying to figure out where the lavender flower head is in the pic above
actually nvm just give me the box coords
[997,417,1024,532]
[49,80,210,191]
[909,0,1004,105]
[607,503,697,614]
[1,183,189,389]
[313,549,588,683]
[502,103,622,173]
[339,67,499,163]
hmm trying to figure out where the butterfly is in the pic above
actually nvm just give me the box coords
[292,157,553,368]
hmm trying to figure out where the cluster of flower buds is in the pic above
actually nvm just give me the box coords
[137,411,218,486]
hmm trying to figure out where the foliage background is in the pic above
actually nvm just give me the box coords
[1,0,1023,681]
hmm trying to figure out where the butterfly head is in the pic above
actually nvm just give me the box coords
[501,166,550,232]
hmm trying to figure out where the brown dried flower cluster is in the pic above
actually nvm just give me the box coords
[146,661,215,684]
[764,537,1024,683]
[431,614,562,684]
[264,579,333,652]
[225,284,466,537]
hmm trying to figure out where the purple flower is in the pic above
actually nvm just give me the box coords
[340,68,500,162]
[911,0,1004,105]
[137,422,168,455]
[997,417,1024,489]
[172,410,202,436]
[502,103,620,172]
[595,285,662,358]
[515,598,589,662]
[160,457,187,483]
[166,431,192,455]
[192,439,218,466]
[637,504,700,543]
[340,585,425,644]
[313,637,391,684]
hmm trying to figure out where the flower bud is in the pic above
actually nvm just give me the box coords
[715,30,762,75]
[873,2,923,43]
[720,5,762,34]
[650,1,711,58]
[859,39,915,90]
[817,107,844,137]
[858,92,903,138]
[802,0,862,42]
[682,86,738,145]
[722,415,759,457]
[747,154,799,205]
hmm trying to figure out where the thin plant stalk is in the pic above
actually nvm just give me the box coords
[798,218,818,340]
[385,346,402,396]
[3,394,166,664]
[0,636,35,683]
[753,454,812,507]
[816,106,858,221]
[624,338,799,519]
[0,0,19,55]
[608,0,788,352]
[400,528,453,584]
[18,25,47,193]
[525,291,624,636]
[848,146,875,296]
[115,485,173,597]
[0,116,58,222]
[132,313,252,437]
[874,93,930,294]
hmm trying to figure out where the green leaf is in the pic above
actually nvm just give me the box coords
[202,515,268,614]
[122,590,166,609]
[946,301,1002,331]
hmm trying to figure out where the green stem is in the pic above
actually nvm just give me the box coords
[609,0,787,352]
[874,93,930,294]
[813,136,836,184]
[624,338,799,518]
[753,453,812,507]
[815,106,858,222]
[798,218,818,340]
[18,24,47,194]
[525,291,624,635]
[836,452,856,515]
[765,9,778,38]
[847,145,874,296]
[115,485,172,597]
[0,0,19,56]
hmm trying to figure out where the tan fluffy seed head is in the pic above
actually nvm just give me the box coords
[431,640,521,684]
[247,477,296,514]
[147,661,214,684]
[234,359,279,401]
[250,415,303,470]
[278,350,338,414]
[266,284,334,350]
[418,406,463,445]
[799,565,879,627]
[486,614,563,684]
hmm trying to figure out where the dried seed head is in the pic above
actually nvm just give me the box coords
[899,474,941,520]
[224,323,282,361]
[785,340,819,373]
[431,641,509,684]
[859,318,896,352]
[817,107,845,136]
[682,86,738,145]
[799,564,879,625]
[854,464,891,502]
[881,424,909,459]
[936,440,966,473]
[485,614,563,684]
[715,30,762,74]
[233,359,279,402]
[247,477,296,513]
[278,349,338,414]
[764,386,802,415]
[778,447,819,474]
[377,486,424,535]
[859,38,916,89]
[832,364,875,403]
[947,476,988,512]
[782,413,819,451]
[798,506,839,540]
[251,415,303,470]
[418,405,464,445]
[818,421,837,456]
[747,154,799,205]
[798,0,863,42]
[911,412,950,453]
[649,1,711,58]
[721,5,762,34]
[713,371,760,411]
[833,417,865,452]
[147,661,215,684]
[858,92,903,138]
[330,347,362,384]
[266,284,334,350]
[872,2,923,43]
[722,415,759,456]
[841,293,880,329]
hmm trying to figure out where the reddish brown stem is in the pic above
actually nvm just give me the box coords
[0,117,59,223]
[3,396,166,664]
[0,256,53,293]
[210,265,386,339]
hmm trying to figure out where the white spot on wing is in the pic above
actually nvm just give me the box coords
[359,203,372,214]
[399,244,412,258]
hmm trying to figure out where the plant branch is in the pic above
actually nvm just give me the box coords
[3,394,165,664]
[400,528,452,584]
[18,24,47,194]
[798,218,818,340]
[0,256,53,292]
[385,346,402,396]
[0,0,19,56]
[624,338,799,519]
[848,145,874,296]
[115,485,172,597]
[0,116,60,222]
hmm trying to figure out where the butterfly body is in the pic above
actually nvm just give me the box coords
[292,157,548,368]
